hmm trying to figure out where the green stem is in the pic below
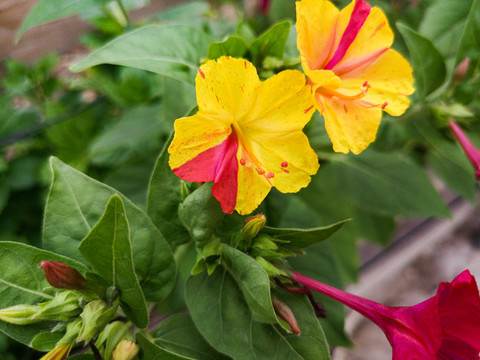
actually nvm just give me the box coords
[115,0,131,28]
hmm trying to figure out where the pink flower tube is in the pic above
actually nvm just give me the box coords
[291,270,480,359]
[449,121,480,180]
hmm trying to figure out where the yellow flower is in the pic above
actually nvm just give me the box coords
[169,57,319,215]
[296,0,415,154]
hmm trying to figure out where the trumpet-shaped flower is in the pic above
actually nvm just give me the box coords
[296,0,415,154]
[449,121,480,180]
[168,57,319,215]
[291,270,480,360]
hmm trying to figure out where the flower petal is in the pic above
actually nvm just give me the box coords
[333,6,394,74]
[196,57,260,119]
[244,70,314,131]
[296,0,339,71]
[247,131,319,193]
[341,49,414,116]
[319,95,382,154]
[168,113,231,169]
[236,162,271,215]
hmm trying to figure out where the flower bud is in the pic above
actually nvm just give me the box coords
[242,214,266,243]
[453,57,470,84]
[272,296,301,335]
[77,300,118,344]
[40,261,85,290]
[112,340,140,360]
[0,304,39,325]
[39,343,71,360]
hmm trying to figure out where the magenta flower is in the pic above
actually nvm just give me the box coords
[259,0,270,14]
[449,121,480,180]
[291,270,480,359]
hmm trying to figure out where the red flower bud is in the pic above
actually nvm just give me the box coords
[40,261,85,290]
[272,296,301,335]
[453,58,470,85]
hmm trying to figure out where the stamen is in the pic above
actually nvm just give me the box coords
[281,162,288,168]
[382,102,388,109]
[257,168,265,175]
[267,172,274,179]
[240,158,246,166]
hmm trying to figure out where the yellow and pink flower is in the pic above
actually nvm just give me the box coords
[168,56,319,215]
[296,0,415,154]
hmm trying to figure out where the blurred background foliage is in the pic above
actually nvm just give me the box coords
[0,0,478,358]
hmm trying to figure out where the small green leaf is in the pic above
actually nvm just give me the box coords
[70,25,212,84]
[186,269,330,360]
[397,23,447,100]
[152,314,230,360]
[178,183,224,245]
[207,35,249,60]
[456,0,480,65]
[137,333,193,360]
[16,0,99,41]
[0,242,87,348]
[222,245,278,324]
[79,195,148,328]
[43,157,176,302]
[250,21,291,66]
[147,133,190,247]
[30,332,63,352]
[262,220,349,249]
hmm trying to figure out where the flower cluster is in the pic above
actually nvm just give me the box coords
[168,0,415,214]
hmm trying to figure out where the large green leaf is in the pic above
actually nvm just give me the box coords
[0,242,87,348]
[151,314,230,360]
[79,195,148,328]
[262,220,349,249]
[207,36,249,60]
[419,0,473,57]
[70,25,212,84]
[456,0,480,65]
[178,184,224,245]
[186,269,330,360]
[137,333,193,360]
[250,21,291,66]
[147,133,190,247]
[43,157,176,302]
[222,245,278,324]
[397,23,446,100]
[319,150,450,218]
[16,0,99,41]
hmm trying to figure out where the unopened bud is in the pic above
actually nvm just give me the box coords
[40,261,85,290]
[77,300,118,344]
[272,296,301,335]
[242,214,266,243]
[0,304,39,325]
[112,340,140,360]
[40,344,71,360]
[453,58,470,84]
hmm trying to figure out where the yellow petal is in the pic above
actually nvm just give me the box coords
[341,49,414,116]
[247,131,319,193]
[319,95,382,154]
[236,162,271,215]
[243,70,314,131]
[168,113,231,169]
[196,57,260,120]
[296,0,339,71]
[333,6,394,73]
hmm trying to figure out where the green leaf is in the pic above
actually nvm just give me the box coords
[30,332,63,351]
[250,21,291,66]
[151,314,230,360]
[137,333,193,360]
[262,220,349,249]
[0,242,87,348]
[178,183,224,245]
[16,0,99,41]
[207,35,249,60]
[289,242,352,347]
[79,195,149,328]
[70,25,212,84]
[456,0,480,65]
[321,150,450,218]
[419,0,473,57]
[222,245,278,324]
[397,23,447,100]
[43,157,176,302]
[147,133,190,247]
[89,104,168,167]
[186,269,330,360]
